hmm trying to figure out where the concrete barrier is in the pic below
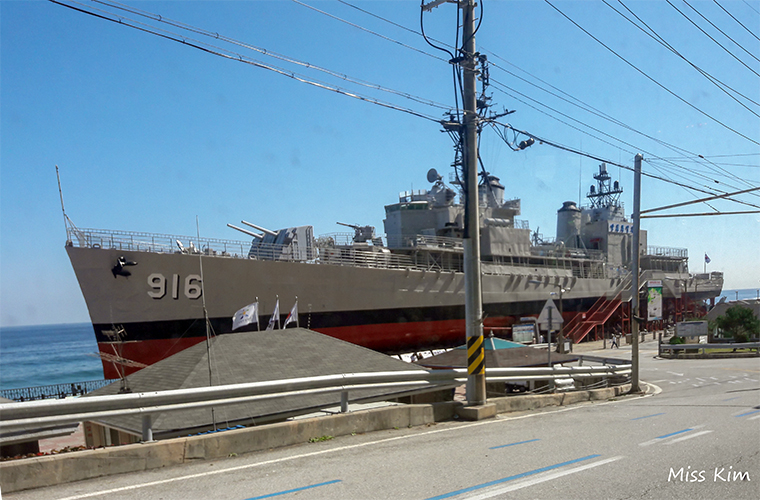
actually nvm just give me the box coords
[0,384,632,493]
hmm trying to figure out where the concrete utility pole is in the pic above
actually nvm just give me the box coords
[461,0,486,405]
[631,153,643,393]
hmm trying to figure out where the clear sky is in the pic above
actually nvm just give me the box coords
[1,0,758,327]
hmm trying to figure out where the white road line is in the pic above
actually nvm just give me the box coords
[463,456,625,500]
[50,395,656,500]
[667,371,684,377]
[664,430,713,445]
[748,415,760,421]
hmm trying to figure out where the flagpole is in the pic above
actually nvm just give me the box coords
[256,297,260,331]
[277,295,281,330]
[295,296,299,328]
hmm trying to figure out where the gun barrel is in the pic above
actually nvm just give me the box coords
[227,224,263,239]
[241,220,278,237]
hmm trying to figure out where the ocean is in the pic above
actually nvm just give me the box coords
[0,287,758,390]
[0,323,104,391]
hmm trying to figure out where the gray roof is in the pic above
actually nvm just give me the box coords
[86,328,427,438]
[705,299,760,322]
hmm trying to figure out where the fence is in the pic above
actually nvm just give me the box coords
[0,364,631,442]
[0,380,118,402]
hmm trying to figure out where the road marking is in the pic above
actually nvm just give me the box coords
[424,454,602,500]
[664,430,713,445]
[723,396,741,401]
[462,456,625,500]
[667,371,684,377]
[749,415,760,421]
[49,389,656,500]
[630,412,665,420]
[244,480,341,500]
[489,438,540,449]
[657,428,694,439]
[734,409,760,418]
[640,428,694,446]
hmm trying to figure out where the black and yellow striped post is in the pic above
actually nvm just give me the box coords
[467,334,485,378]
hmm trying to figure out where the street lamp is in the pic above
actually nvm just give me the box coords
[529,280,571,353]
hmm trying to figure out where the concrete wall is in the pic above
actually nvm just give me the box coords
[0,385,631,493]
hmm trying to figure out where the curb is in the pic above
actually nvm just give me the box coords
[0,384,632,493]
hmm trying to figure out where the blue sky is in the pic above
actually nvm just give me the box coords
[1,0,758,327]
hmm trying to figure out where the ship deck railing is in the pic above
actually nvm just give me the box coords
[69,228,631,279]
[68,228,420,270]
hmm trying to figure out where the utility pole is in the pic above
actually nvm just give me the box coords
[461,0,486,406]
[422,0,484,405]
[631,153,643,393]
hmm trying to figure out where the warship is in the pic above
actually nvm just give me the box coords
[65,161,723,378]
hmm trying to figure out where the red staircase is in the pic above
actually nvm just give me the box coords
[565,276,633,343]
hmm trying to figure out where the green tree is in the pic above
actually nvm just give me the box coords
[714,305,760,343]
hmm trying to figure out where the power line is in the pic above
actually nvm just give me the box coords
[666,0,760,77]
[488,78,760,199]
[543,0,760,147]
[91,0,452,112]
[332,0,759,188]
[607,0,760,114]
[491,120,760,210]
[50,0,443,123]
[687,0,760,61]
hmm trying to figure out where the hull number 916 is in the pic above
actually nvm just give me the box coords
[147,273,202,299]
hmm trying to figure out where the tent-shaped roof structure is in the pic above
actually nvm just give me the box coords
[416,336,579,369]
[85,328,429,439]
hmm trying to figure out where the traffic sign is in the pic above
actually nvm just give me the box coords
[537,298,563,330]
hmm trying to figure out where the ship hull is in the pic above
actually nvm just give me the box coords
[67,244,615,378]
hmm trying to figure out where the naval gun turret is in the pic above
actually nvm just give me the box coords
[337,222,383,246]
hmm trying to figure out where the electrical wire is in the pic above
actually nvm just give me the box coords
[488,78,760,200]
[92,0,452,112]
[50,0,443,123]
[682,0,760,64]
[607,0,760,115]
[543,0,760,147]
[330,1,758,190]
[666,0,760,77]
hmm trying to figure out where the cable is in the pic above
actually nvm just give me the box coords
[607,0,760,115]
[492,120,760,210]
[334,0,756,188]
[543,0,760,147]
[488,78,760,198]
[666,0,760,77]
[685,0,760,62]
[93,0,452,112]
[50,0,442,123]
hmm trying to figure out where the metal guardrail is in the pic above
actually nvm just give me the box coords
[659,342,760,357]
[0,365,631,441]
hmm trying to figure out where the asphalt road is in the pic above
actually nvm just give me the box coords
[6,342,759,500]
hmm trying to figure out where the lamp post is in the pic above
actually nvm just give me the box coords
[529,280,571,353]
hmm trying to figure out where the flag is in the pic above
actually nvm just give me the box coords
[705,253,711,264]
[232,302,258,331]
[266,299,280,330]
[284,299,298,328]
